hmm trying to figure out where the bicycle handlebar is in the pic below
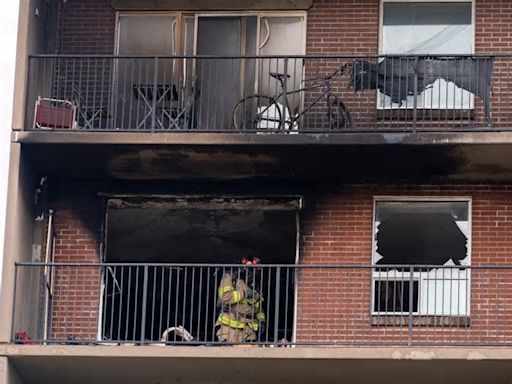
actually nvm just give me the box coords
[302,62,349,85]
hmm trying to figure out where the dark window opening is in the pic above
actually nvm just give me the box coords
[375,201,469,267]
[373,200,470,316]
[373,280,419,313]
[102,198,299,344]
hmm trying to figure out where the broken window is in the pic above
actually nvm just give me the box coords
[372,199,470,316]
[379,1,474,109]
[100,197,300,344]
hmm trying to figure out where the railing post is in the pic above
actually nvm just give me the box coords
[151,57,159,132]
[412,57,418,133]
[11,264,18,342]
[408,266,414,347]
[25,57,32,130]
[281,58,289,132]
[273,266,281,346]
[140,265,149,345]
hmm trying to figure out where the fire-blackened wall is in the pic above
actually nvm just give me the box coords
[48,182,512,343]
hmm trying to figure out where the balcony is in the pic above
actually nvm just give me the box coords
[24,54,505,134]
[11,262,512,347]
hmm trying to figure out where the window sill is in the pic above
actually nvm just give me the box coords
[376,108,475,121]
[371,315,470,327]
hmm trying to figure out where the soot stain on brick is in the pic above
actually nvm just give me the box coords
[97,142,470,182]
[107,148,279,180]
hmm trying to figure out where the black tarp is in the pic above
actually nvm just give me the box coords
[375,211,468,268]
[348,57,494,121]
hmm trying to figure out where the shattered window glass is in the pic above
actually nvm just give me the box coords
[372,200,470,315]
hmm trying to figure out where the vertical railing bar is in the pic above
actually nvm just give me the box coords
[174,268,180,343]
[109,267,116,342]
[284,267,290,341]
[159,266,165,341]
[150,57,159,132]
[101,265,109,341]
[182,267,188,343]
[258,266,264,343]
[125,266,132,341]
[132,266,139,341]
[281,57,289,132]
[150,266,157,341]
[412,57,418,133]
[211,267,219,343]
[408,266,414,346]
[265,268,272,343]
[11,265,19,341]
[117,266,124,341]
[140,265,149,345]
[273,266,281,346]
[204,266,211,343]
[196,266,203,342]
[441,267,445,344]
[165,267,173,343]
[425,267,430,343]
[189,267,196,340]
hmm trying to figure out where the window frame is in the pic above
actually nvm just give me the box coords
[378,0,476,55]
[371,196,472,317]
[377,0,477,112]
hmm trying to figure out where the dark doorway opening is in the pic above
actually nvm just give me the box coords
[102,197,299,344]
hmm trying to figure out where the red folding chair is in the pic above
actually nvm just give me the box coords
[33,97,77,129]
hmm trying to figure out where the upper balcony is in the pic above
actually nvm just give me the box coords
[24,54,504,135]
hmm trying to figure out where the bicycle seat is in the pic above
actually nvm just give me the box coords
[269,72,291,81]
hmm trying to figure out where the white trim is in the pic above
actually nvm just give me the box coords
[371,196,472,317]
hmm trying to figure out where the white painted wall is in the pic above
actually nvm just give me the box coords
[0,2,20,281]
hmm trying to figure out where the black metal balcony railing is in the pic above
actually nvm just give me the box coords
[11,263,512,346]
[26,54,505,133]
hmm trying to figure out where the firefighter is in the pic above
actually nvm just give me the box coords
[215,257,266,343]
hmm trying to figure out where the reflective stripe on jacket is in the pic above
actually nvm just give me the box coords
[216,273,266,327]
[216,313,259,331]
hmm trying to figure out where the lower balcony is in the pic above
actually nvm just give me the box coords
[11,263,512,347]
[25,54,504,134]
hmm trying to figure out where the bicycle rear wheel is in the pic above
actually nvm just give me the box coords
[233,95,282,131]
[328,97,353,129]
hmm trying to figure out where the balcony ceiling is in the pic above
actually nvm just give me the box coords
[18,132,512,182]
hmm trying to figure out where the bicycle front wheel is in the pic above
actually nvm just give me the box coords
[233,95,282,131]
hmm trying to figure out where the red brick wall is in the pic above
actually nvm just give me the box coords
[303,0,380,130]
[50,188,103,341]
[475,0,512,128]
[297,184,512,345]
[52,0,512,130]
[56,0,116,54]
[306,0,379,55]
[47,183,512,344]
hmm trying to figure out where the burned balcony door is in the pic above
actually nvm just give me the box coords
[115,15,177,130]
[195,16,258,130]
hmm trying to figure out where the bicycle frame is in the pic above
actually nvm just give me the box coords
[265,68,344,126]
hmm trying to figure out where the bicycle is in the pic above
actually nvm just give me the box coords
[232,65,352,131]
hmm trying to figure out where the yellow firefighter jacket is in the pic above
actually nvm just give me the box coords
[215,273,266,343]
